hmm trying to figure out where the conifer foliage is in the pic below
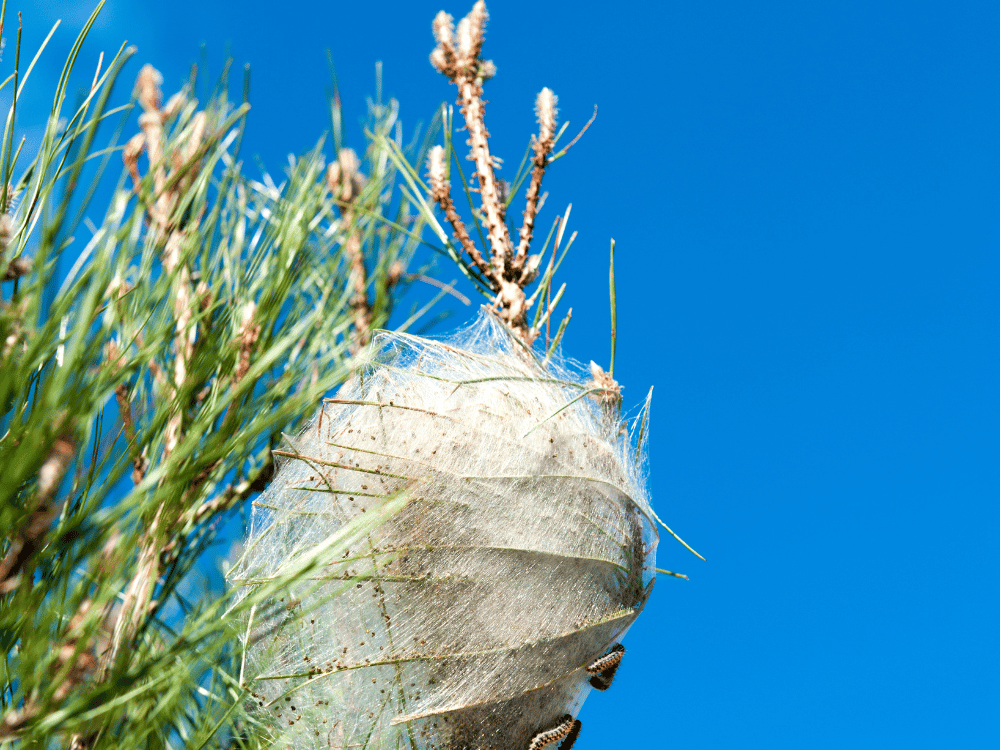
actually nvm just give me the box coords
[1,2,697,747]
[0,3,435,745]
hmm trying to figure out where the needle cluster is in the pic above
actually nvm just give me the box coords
[0,7,440,744]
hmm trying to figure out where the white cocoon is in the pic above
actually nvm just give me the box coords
[228,311,658,749]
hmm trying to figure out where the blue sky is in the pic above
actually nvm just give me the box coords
[16,0,1000,747]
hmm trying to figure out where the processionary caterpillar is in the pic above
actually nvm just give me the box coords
[561,717,583,750]
[586,643,625,691]
[527,714,582,750]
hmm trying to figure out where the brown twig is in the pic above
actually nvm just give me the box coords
[0,431,75,595]
[135,65,170,228]
[103,332,148,485]
[1,213,28,282]
[516,88,557,268]
[234,300,260,386]
[551,104,597,160]
[122,133,145,193]
[2,255,30,281]
[428,2,573,345]
[127,66,206,458]
[184,455,275,529]
[0,599,101,742]
[435,4,510,266]
[588,360,622,418]
[426,145,491,279]
[102,65,210,678]
[0,212,11,265]
[327,148,373,351]
[221,300,260,429]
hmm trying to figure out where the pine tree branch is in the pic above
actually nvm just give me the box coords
[0,431,75,594]
[426,2,582,346]
[516,88,557,275]
[0,8,449,744]
[426,144,493,282]
[327,148,373,351]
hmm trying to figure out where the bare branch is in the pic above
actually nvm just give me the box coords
[0,599,101,741]
[516,87,558,272]
[426,145,492,280]
[0,432,75,594]
[428,2,553,343]
[328,148,372,351]
[432,2,512,271]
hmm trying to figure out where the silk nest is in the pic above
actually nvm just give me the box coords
[228,311,659,749]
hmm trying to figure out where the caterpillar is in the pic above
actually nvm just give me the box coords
[561,718,583,750]
[528,714,582,750]
[587,643,625,691]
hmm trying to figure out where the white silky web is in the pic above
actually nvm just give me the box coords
[228,311,658,749]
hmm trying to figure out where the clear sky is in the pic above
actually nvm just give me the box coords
[17,0,1000,747]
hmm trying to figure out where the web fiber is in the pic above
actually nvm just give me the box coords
[228,311,658,749]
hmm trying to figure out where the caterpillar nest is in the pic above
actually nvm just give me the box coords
[228,311,658,750]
